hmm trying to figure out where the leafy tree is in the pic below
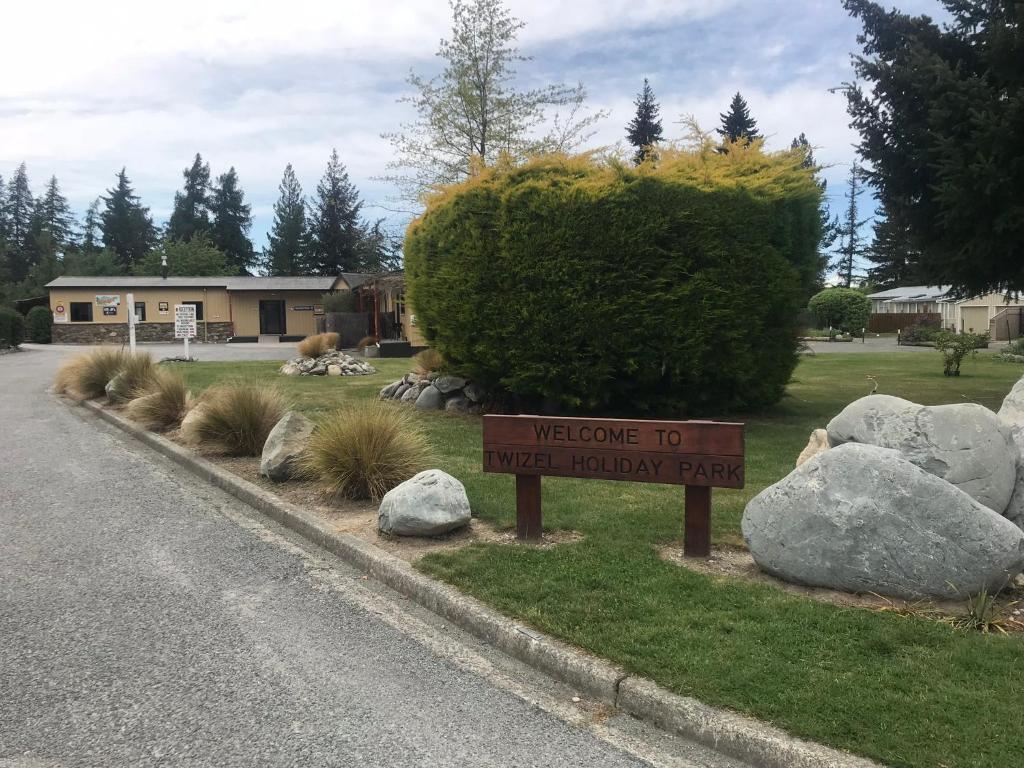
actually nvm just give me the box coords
[4,163,35,281]
[265,164,309,276]
[308,150,363,274]
[210,167,254,274]
[833,162,870,288]
[791,133,839,289]
[626,79,663,164]
[807,287,871,333]
[62,249,126,276]
[383,0,603,201]
[100,168,156,270]
[843,0,1024,296]
[80,198,103,253]
[717,92,761,145]
[167,153,212,242]
[865,208,922,289]
[135,234,231,276]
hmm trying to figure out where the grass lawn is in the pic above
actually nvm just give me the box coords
[172,352,1024,768]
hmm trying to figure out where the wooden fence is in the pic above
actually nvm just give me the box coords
[868,313,941,333]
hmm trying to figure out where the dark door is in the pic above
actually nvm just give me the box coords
[259,300,286,335]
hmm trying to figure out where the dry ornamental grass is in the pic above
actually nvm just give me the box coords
[297,332,339,358]
[181,384,286,455]
[412,348,444,375]
[300,401,431,500]
[53,348,127,400]
[125,369,192,430]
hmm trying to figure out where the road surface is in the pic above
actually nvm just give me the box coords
[0,345,744,768]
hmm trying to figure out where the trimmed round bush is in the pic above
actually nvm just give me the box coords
[405,150,823,414]
[0,307,25,348]
[807,288,871,334]
[26,306,53,343]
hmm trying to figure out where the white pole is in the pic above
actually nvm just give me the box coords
[184,334,190,360]
[127,291,136,353]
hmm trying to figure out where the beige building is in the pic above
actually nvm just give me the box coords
[45,275,370,344]
[868,285,1023,340]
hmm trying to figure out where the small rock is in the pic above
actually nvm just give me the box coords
[463,382,484,403]
[259,411,315,482]
[796,428,830,467]
[326,364,342,376]
[105,373,130,404]
[378,470,472,536]
[280,363,301,376]
[179,404,207,445]
[445,395,471,413]
[400,385,421,403]
[433,376,467,394]
[415,385,444,410]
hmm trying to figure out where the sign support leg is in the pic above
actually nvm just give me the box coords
[184,335,189,360]
[515,474,542,542]
[684,485,711,557]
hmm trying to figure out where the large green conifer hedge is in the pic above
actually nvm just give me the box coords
[405,146,823,415]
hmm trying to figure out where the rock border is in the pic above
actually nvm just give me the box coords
[74,396,879,768]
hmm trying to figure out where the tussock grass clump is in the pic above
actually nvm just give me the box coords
[118,353,158,394]
[125,369,191,430]
[298,332,339,358]
[53,348,126,400]
[357,335,379,351]
[412,348,445,375]
[181,385,286,455]
[300,401,431,500]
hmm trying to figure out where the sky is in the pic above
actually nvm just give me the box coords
[0,0,947,255]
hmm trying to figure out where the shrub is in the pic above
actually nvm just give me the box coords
[900,324,941,343]
[322,291,355,312]
[26,306,53,343]
[300,402,431,500]
[934,331,985,376]
[53,348,126,400]
[1004,338,1024,356]
[297,332,339,358]
[181,385,285,455]
[807,288,871,334]
[125,369,191,430]
[357,335,379,351]
[405,149,823,414]
[0,307,25,348]
[412,348,445,375]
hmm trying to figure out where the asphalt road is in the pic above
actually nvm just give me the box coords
[0,346,745,768]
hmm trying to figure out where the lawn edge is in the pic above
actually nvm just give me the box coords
[77,397,881,768]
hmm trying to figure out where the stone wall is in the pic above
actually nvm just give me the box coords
[52,322,234,344]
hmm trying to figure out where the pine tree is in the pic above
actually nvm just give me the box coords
[210,167,254,274]
[4,164,36,281]
[791,134,840,291]
[167,153,212,242]
[35,176,76,249]
[0,173,7,243]
[100,168,156,270]
[834,162,870,288]
[717,92,761,146]
[265,164,309,276]
[308,150,363,275]
[865,209,922,289]
[81,198,103,253]
[356,219,403,273]
[626,79,663,164]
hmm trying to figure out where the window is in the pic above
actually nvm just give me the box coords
[70,302,93,322]
[182,301,203,320]
[134,302,146,322]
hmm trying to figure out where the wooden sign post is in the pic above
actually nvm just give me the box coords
[483,415,745,556]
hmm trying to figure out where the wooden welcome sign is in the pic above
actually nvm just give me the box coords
[483,415,745,556]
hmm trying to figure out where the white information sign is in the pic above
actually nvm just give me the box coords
[175,304,197,339]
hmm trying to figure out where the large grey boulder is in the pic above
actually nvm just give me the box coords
[378,470,471,536]
[400,384,422,403]
[414,385,444,410]
[998,376,1024,529]
[827,394,1017,513]
[433,375,467,394]
[259,411,315,482]
[742,443,1024,599]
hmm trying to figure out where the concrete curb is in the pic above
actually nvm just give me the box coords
[80,398,882,768]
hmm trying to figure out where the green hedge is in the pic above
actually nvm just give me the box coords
[26,306,53,344]
[405,151,823,415]
[807,288,871,334]
[0,307,25,348]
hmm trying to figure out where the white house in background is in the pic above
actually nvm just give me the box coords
[867,285,1024,340]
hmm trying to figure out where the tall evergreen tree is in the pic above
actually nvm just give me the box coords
[167,153,212,242]
[308,150,363,275]
[210,167,254,274]
[4,163,36,281]
[865,209,922,289]
[834,162,870,288]
[0,173,7,243]
[356,219,403,273]
[626,79,663,164]
[35,176,76,249]
[265,164,309,276]
[791,134,840,290]
[81,198,103,254]
[100,168,156,270]
[717,92,761,145]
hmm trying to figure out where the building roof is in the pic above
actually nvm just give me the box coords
[867,285,953,302]
[45,275,351,291]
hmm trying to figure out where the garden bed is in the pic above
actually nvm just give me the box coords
[144,354,1024,767]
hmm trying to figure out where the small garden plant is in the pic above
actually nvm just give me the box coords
[934,331,985,376]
